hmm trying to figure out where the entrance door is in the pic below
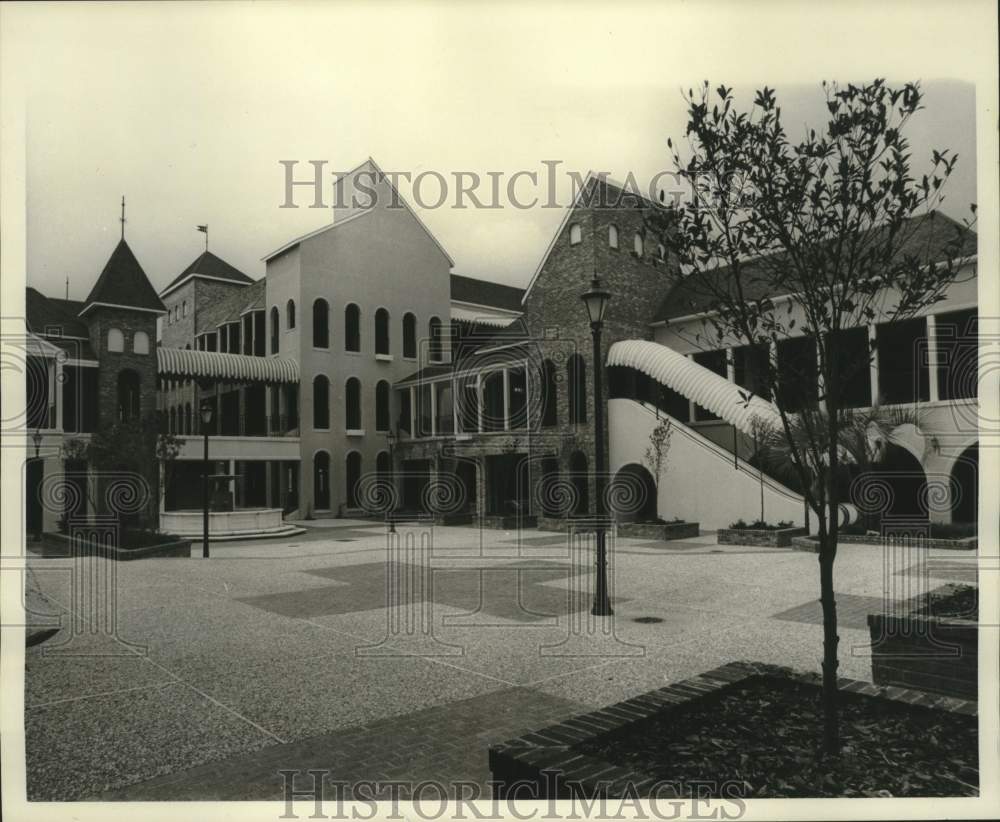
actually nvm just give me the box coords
[314,452,331,511]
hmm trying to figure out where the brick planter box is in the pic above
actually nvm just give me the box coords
[40,532,192,561]
[488,660,977,798]
[717,526,807,547]
[618,521,699,541]
[867,594,977,700]
[791,534,976,553]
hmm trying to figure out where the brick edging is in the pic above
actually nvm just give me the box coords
[488,660,977,798]
[790,535,976,553]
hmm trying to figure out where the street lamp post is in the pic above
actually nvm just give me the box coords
[385,428,397,534]
[32,429,43,541]
[200,399,213,559]
[581,276,613,617]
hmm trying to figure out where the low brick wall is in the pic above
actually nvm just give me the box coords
[717,526,807,547]
[867,611,977,700]
[488,660,976,799]
[618,521,699,541]
[40,532,192,561]
[791,534,976,553]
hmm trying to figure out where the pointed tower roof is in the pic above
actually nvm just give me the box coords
[159,250,254,298]
[80,240,166,316]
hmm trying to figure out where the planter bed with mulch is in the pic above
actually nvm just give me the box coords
[718,526,807,547]
[867,583,978,700]
[489,661,977,799]
[40,531,191,561]
[791,534,976,552]
[617,521,700,541]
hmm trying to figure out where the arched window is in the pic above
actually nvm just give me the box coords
[376,450,392,481]
[270,307,280,354]
[542,359,558,427]
[108,328,124,352]
[287,299,296,330]
[403,312,417,359]
[608,225,619,249]
[184,403,192,435]
[346,451,362,508]
[657,243,666,262]
[375,380,391,432]
[133,331,149,354]
[117,370,140,422]
[314,451,330,510]
[633,232,644,257]
[567,354,587,424]
[429,317,442,362]
[313,375,329,429]
[569,451,589,516]
[312,299,329,348]
[375,307,390,356]
[345,303,361,352]
[569,223,582,245]
[345,377,362,430]
[182,300,188,317]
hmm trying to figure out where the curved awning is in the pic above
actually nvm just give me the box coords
[157,347,299,383]
[607,339,782,437]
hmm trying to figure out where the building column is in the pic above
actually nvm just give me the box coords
[476,374,484,433]
[926,314,940,403]
[868,324,879,406]
[228,459,236,508]
[725,348,735,383]
[430,382,437,437]
[55,357,65,431]
[265,385,273,434]
[502,368,511,431]
[159,462,166,514]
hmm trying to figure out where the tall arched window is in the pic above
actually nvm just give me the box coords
[346,451,362,508]
[314,451,330,510]
[375,380,391,432]
[313,375,329,429]
[270,307,280,354]
[312,299,329,348]
[569,223,582,245]
[403,312,417,359]
[287,299,296,330]
[608,225,619,249]
[429,317,442,362]
[345,303,361,352]
[133,331,149,354]
[568,354,587,424]
[657,243,666,262]
[376,450,392,481]
[375,307,390,356]
[108,328,124,353]
[117,369,140,422]
[345,377,362,430]
[542,359,558,427]
[633,232,644,257]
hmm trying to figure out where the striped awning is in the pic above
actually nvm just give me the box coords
[157,347,299,383]
[450,306,520,328]
[607,339,782,436]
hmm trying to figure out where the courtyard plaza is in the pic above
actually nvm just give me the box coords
[21,520,976,801]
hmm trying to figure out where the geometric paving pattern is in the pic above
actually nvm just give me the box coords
[771,593,898,630]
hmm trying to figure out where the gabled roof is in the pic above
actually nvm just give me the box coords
[160,250,254,298]
[450,274,524,312]
[262,157,455,267]
[81,240,165,316]
[25,287,89,338]
[654,213,978,323]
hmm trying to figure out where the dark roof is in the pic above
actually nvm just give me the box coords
[25,288,89,338]
[654,213,978,322]
[82,240,165,315]
[162,250,254,295]
[450,274,524,312]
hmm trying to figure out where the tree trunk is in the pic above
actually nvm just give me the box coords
[818,540,840,754]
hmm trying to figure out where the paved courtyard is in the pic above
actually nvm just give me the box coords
[21,521,976,801]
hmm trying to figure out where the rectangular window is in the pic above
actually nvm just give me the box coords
[508,367,527,430]
[936,308,977,401]
[777,336,818,412]
[418,383,433,437]
[733,343,771,402]
[458,375,479,433]
[483,370,505,432]
[877,317,929,404]
[435,382,454,435]
[828,327,871,409]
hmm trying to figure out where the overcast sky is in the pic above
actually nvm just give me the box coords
[9,2,981,301]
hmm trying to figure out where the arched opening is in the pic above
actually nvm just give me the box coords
[375,380,390,432]
[345,303,361,352]
[346,451,362,508]
[633,232,644,256]
[950,443,978,525]
[850,442,928,527]
[611,463,657,523]
[108,328,124,353]
[287,299,296,330]
[312,299,329,348]
[429,317,443,362]
[375,307,390,356]
[133,331,149,355]
[270,306,280,354]
[313,375,329,429]
[567,354,587,424]
[117,370,140,422]
[403,312,417,358]
[345,377,362,430]
[542,359,558,427]
[376,450,392,480]
[608,225,619,249]
[569,451,589,516]
[569,223,582,245]
[314,451,330,511]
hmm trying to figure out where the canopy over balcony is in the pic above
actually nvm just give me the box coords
[157,347,299,383]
